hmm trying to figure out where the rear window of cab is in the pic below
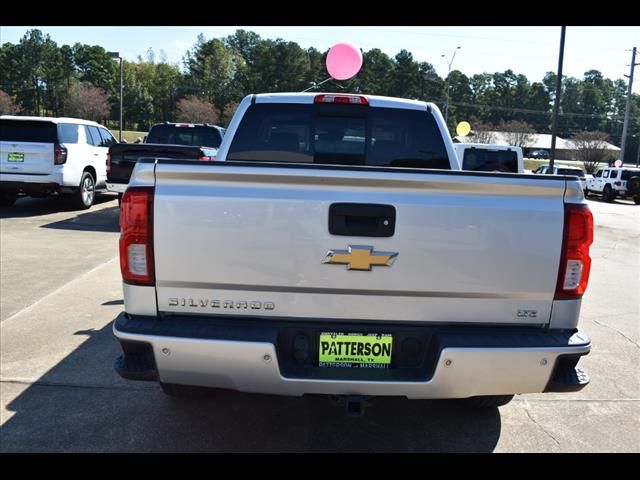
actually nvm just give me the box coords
[227,103,451,170]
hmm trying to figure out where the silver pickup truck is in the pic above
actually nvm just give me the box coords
[113,93,593,414]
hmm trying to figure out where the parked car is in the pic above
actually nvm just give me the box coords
[0,116,116,208]
[454,143,523,173]
[533,165,588,192]
[113,92,592,414]
[585,167,640,204]
[106,122,225,197]
[530,149,550,159]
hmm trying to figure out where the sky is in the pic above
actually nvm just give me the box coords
[2,26,639,93]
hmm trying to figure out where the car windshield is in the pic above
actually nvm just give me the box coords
[226,103,451,170]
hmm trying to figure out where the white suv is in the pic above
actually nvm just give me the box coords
[585,167,640,204]
[0,116,117,209]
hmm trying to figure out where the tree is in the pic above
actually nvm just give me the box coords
[71,43,117,92]
[526,82,552,132]
[224,29,262,66]
[184,37,235,109]
[390,50,420,99]
[0,89,21,114]
[572,131,613,172]
[467,117,496,143]
[121,61,154,130]
[0,29,73,116]
[304,47,326,92]
[356,49,394,96]
[496,120,536,147]
[64,81,110,121]
[176,96,220,124]
[446,70,473,127]
[221,101,239,127]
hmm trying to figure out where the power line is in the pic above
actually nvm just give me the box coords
[445,100,638,120]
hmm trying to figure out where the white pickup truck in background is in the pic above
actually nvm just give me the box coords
[112,93,593,415]
[454,143,523,173]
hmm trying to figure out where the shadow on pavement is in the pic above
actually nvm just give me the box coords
[40,203,120,233]
[586,196,639,206]
[1,317,503,453]
[0,194,118,219]
[102,300,124,306]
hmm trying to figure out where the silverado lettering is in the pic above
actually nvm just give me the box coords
[168,298,275,310]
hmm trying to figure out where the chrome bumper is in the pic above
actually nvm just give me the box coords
[113,315,591,399]
[106,182,126,193]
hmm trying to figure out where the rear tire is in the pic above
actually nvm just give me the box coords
[603,184,615,203]
[462,395,514,410]
[627,176,640,197]
[73,171,95,210]
[0,194,17,207]
[160,382,214,399]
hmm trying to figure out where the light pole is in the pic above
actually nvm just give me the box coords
[108,51,123,142]
[441,46,461,124]
[620,47,639,164]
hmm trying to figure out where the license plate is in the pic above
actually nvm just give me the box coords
[319,332,393,368]
[8,152,24,162]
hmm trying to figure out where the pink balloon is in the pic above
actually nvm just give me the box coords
[614,159,622,167]
[326,43,363,80]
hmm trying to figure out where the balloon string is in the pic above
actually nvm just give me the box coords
[302,77,333,92]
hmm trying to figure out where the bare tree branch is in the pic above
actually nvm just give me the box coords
[175,96,220,124]
[64,82,110,121]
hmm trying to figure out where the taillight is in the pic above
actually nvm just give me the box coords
[199,155,211,161]
[555,204,593,299]
[106,152,112,173]
[119,187,155,286]
[314,94,369,105]
[54,144,67,165]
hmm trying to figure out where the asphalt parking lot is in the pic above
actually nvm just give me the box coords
[1,192,638,452]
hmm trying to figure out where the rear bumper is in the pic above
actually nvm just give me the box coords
[0,178,62,196]
[106,181,127,193]
[113,313,591,399]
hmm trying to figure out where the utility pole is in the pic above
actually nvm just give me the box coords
[108,52,124,142]
[442,46,461,124]
[620,46,638,164]
[549,26,566,174]
[119,57,123,142]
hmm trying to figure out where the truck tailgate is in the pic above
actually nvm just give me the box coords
[152,163,566,325]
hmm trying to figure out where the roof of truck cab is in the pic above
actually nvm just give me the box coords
[0,115,103,126]
[253,92,433,111]
[152,122,225,129]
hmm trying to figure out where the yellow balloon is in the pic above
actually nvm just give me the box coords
[456,121,471,137]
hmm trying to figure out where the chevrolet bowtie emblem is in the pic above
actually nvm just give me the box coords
[322,245,398,271]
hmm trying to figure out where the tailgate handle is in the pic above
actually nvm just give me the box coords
[329,203,396,237]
